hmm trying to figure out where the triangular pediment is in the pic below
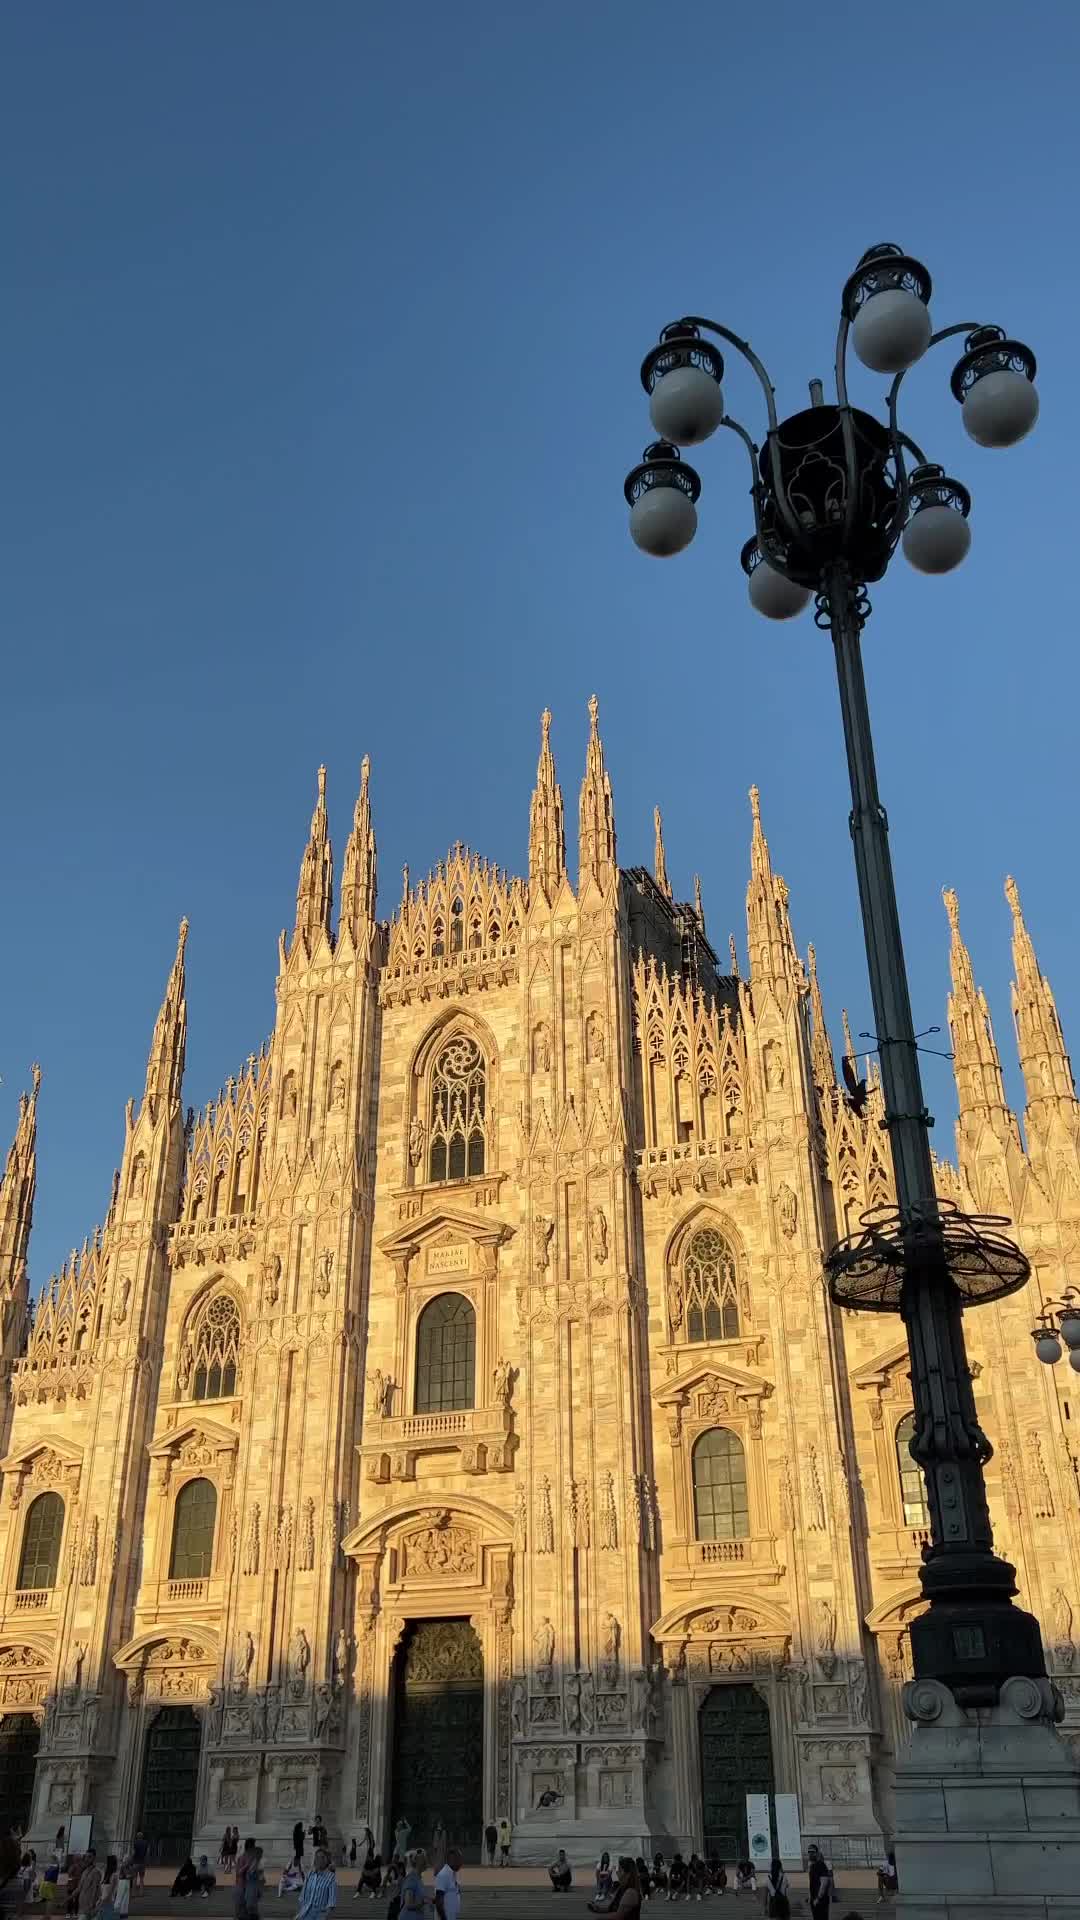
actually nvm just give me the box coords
[0,1434,83,1476]
[379,1207,514,1261]
[148,1415,239,1460]
[654,1359,772,1406]
[850,1340,911,1391]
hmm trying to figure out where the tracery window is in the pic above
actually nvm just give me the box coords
[192,1294,240,1402]
[683,1227,740,1341]
[428,1034,486,1182]
[692,1428,749,1540]
[414,1292,476,1413]
[169,1477,217,1580]
[17,1492,64,1590]
[896,1412,929,1529]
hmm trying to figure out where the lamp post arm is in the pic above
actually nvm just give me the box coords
[673,317,805,547]
[886,320,988,418]
[718,416,775,561]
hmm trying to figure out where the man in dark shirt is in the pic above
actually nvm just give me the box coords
[807,1846,833,1920]
[292,1827,305,1868]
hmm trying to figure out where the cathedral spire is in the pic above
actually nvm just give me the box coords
[0,1065,40,1306]
[944,887,1018,1145]
[807,944,837,1100]
[1006,874,1078,1134]
[745,786,797,985]
[693,874,705,932]
[340,755,378,942]
[577,694,617,894]
[653,807,672,901]
[528,708,566,901]
[294,765,334,952]
[143,920,188,1119]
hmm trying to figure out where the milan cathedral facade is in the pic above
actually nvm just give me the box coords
[0,701,1077,1866]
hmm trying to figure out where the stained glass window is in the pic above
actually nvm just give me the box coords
[428,1034,486,1182]
[192,1294,240,1401]
[684,1228,740,1342]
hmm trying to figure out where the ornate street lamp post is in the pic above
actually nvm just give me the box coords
[623,245,1044,1704]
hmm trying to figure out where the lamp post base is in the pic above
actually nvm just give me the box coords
[894,1675,1080,1920]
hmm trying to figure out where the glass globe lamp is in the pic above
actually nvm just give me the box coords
[902,466,972,575]
[951,327,1039,449]
[640,324,725,446]
[624,442,701,557]
[741,539,812,620]
[844,243,932,375]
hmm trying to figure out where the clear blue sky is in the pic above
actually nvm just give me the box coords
[2,1,1077,1289]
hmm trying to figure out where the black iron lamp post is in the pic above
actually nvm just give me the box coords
[623,243,1043,1705]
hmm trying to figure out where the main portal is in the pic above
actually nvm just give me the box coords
[390,1620,484,1861]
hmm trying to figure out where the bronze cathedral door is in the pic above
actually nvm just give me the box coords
[390,1621,483,1861]
[699,1683,774,1861]
[137,1704,201,1863]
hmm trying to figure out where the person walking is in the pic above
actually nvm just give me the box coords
[293,1826,306,1869]
[433,1848,461,1920]
[297,1850,337,1920]
[763,1861,788,1920]
[496,1822,511,1868]
[76,1850,103,1920]
[429,1824,447,1877]
[234,1840,257,1920]
[400,1849,427,1920]
[130,1838,148,1895]
[242,1848,265,1920]
[310,1819,328,1856]
[483,1825,497,1869]
[100,1856,130,1920]
[806,1848,833,1920]
[393,1825,411,1870]
[611,1860,642,1920]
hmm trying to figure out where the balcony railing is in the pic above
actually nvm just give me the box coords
[12,1588,51,1611]
[166,1578,208,1603]
[697,1540,747,1564]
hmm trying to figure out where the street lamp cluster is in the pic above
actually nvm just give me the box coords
[1033,1291,1080,1371]
[622,245,1044,1703]
[624,243,1038,618]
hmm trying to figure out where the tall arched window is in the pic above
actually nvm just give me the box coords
[428,1034,486,1182]
[17,1491,65,1590]
[192,1295,241,1401]
[684,1227,740,1341]
[692,1429,749,1540]
[896,1412,929,1528]
[415,1293,476,1413]
[169,1478,217,1580]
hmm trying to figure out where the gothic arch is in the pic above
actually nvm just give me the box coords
[409,1012,500,1185]
[176,1281,244,1400]
[664,1206,748,1344]
[410,1007,500,1087]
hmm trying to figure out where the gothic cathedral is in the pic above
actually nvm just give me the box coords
[1,701,1077,1865]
